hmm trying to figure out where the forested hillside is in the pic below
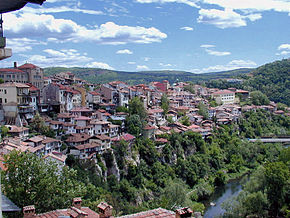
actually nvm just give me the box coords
[244,58,290,106]
[206,59,290,106]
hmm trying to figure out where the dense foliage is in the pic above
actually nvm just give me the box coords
[1,151,88,213]
[245,58,290,106]
[223,149,290,217]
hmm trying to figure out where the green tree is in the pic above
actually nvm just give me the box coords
[0,125,9,138]
[161,94,169,114]
[116,106,129,113]
[126,114,143,137]
[264,161,289,217]
[128,97,147,122]
[250,91,270,106]
[198,102,208,119]
[29,113,55,137]
[180,116,190,126]
[2,150,87,213]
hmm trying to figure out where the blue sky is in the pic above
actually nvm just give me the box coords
[1,0,290,73]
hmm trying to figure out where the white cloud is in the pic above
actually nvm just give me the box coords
[278,44,290,50]
[135,0,200,8]
[159,63,173,67]
[144,57,151,61]
[276,43,290,56]
[22,48,94,67]
[200,44,215,48]
[128,62,136,64]
[116,49,133,54]
[276,51,290,56]
[22,6,104,15]
[205,49,231,56]
[4,13,167,45]
[247,13,262,21]
[85,62,115,70]
[197,8,261,28]
[180,26,194,31]
[200,45,231,56]
[137,65,149,70]
[191,59,257,73]
[201,0,290,14]
[6,38,47,53]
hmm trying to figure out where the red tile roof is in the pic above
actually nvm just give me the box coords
[74,116,91,121]
[89,91,101,96]
[0,68,24,73]
[66,133,91,143]
[118,208,175,218]
[112,133,135,142]
[75,142,102,150]
[71,107,93,112]
[35,207,99,218]
[212,89,235,95]
[18,63,39,69]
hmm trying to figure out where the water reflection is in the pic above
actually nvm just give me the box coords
[204,176,248,218]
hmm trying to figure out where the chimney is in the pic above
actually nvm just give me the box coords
[98,202,113,218]
[14,62,17,68]
[23,205,36,218]
[72,197,82,209]
[175,207,193,218]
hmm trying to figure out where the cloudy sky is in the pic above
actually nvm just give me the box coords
[1,0,290,73]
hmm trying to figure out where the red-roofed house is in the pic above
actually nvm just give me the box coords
[212,90,235,104]
[22,198,110,218]
[18,63,44,90]
[112,133,135,145]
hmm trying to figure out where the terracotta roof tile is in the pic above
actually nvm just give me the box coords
[118,208,175,218]
[18,63,39,69]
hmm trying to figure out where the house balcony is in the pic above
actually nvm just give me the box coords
[18,105,34,113]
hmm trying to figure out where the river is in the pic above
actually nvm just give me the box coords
[203,175,249,218]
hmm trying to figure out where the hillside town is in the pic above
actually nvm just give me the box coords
[0,62,289,217]
[0,63,288,161]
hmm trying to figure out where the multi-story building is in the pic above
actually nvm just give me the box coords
[0,82,30,105]
[0,63,44,90]
[212,90,235,105]
[18,63,44,90]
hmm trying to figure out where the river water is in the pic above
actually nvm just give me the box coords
[203,176,248,218]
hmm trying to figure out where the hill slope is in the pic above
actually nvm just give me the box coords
[44,67,252,85]
[244,58,290,105]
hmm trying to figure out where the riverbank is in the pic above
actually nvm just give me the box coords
[203,174,250,218]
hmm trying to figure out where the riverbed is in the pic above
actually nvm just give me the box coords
[203,176,249,218]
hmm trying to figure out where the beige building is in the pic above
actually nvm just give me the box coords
[0,82,30,105]
[212,90,235,104]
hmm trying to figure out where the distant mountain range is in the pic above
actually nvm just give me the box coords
[44,67,252,84]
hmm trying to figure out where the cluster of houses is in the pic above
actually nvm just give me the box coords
[21,197,198,218]
[0,62,289,166]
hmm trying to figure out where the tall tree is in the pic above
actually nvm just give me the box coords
[128,97,147,122]
[161,94,169,114]
[2,150,87,213]
[250,91,270,106]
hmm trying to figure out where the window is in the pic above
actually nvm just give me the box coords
[4,90,6,94]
